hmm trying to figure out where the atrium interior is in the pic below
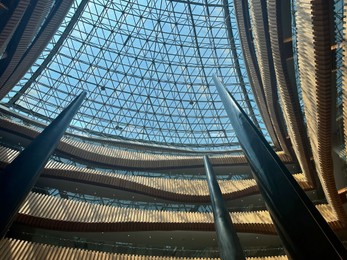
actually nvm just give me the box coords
[0,0,347,259]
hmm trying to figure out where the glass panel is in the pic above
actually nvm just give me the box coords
[2,0,271,151]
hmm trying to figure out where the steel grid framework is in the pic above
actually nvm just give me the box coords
[2,0,270,151]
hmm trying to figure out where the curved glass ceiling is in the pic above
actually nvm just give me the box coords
[3,0,270,151]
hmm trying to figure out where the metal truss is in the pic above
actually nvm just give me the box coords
[2,0,271,151]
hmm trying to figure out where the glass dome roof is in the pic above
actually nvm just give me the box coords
[3,0,270,151]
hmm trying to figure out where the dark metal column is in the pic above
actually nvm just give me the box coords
[0,91,86,238]
[204,155,245,260]
[212,75,347,259]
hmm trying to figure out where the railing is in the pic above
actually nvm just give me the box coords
[6,231,287,258]
[14,192,341,235]
[0,144,311,204]
[2,116,283,170]
[32,187,269,213]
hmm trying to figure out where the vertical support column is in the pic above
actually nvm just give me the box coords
[212,75,347,259]
[204,155,245,260]
[0,91,86,238]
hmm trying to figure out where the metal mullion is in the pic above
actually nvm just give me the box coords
[176,2,213,144]
[24,92,62,116]
[150,21,181,144]
[204,2,227,97]
[124,93,149,135]
[105,1,135,58]
[146,87,168,143]
[167,7,193,131]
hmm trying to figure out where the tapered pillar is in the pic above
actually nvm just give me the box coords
[0,92,86,238]
[204,155,245,260]
[213,75,347,259]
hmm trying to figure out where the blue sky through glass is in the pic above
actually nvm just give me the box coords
[3,0,271,151]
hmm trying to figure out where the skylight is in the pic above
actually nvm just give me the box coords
[3,0,270,151]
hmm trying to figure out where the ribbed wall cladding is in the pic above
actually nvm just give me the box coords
[0,145,312,202]
[266,0,315,185]
[233,0,280,150]
[0,0,53,93]
[295,0,347,224]
[0,238,289,260]
[14,192,342,234]
[0,118,292,169]
[0,0,74,99]
[0,0,30,57]
[342,3,347,178]
[248,0,289,156]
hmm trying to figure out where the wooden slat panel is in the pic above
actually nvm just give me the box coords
[295,0,346,224]
[232,0,280,149]
[0,0,53,97]
[343,2,347,178]
[14,192,343,235]
[0,145,312,203]
[248,0,290,155]
[266,0,316,184]
[0,117,292,170]
[0,238,288,259]
[0,0,30,57]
